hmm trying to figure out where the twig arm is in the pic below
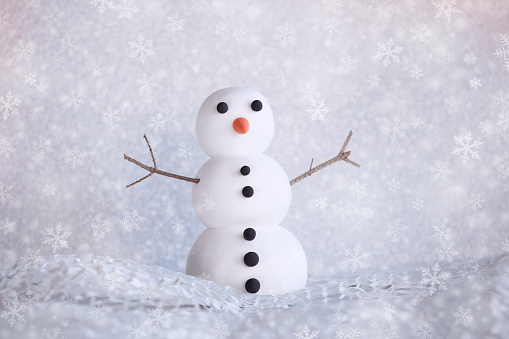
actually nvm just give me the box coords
[289,131,360,186]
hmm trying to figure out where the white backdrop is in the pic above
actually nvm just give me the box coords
[1,0,509,338]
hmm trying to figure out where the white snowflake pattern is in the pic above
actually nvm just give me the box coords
[104,272,122,289]
[415,322,434,339]
[166,13,185,37]
[381,114,408,143]
[1,90,22,120]
[102,106,120,127]
[42,223,72,253]
[338,55,357,74]
[42,326,66,339]
[410,66,423,80]
[25,72,37,86]
[64,146,87,169]
[453,306,474,327]
[0,181,13,206]
[274,22,296,47]
[139,282,160,305]
[368,74,380,87]
[493,34,509,72]
[315,195,328,210]
[300,81,321,102]
[410,23,433,45]
[88,300,109,326]
[121,209,145,232]
[144,303,173,334]
[339,84,360,104]
[335,328,360,339]
[0,137,15,158]
[294,324,320,339]
[451,131,482,164]
[435,241,458,262]
[0,9,11,32]
[361,207,374,219]
[374,38,403,67]
[323,16,341,36]
[306,99,330,121]
[1,217,15,235]
[443,96,460,114]
[469,76,482,90]
[63,89,85,110]
[420,262,450,295]
[501,239,509,252]
[89,0,114,14]
[13,39,35,62]
[322,0,343,14]
[91,215,111,238]
[137,73,158,101]
[385,219,408,243]
[349,181,367,201]
[178,142,192,158]
[342,244,370,274]
[497,151,509,181]
[186,48,213,74]
[433,221,452,243]
[0,296,27,327]
[412,197,425,211]
[129,34,155,63]
[464,52,477,65]
[203,198,216,211]
[210,320,230,339]
[42,3,63,27]
[468,193,484,210]
[126,318,147,339]
[171,216,185,233]
[117,0,139,20]
[20,247,45,270]
[428,159,453,182]
[432,0,461,23]
[332,199,352,220]
[387,177,401,193]
[59,33,80,56]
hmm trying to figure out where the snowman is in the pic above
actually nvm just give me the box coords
[124,87,359,295]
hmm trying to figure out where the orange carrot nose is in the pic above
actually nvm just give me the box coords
[233,117,249,134]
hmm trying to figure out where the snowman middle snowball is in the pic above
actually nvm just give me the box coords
[186,87,307,295]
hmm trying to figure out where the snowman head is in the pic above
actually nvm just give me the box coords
[196,87,274,157]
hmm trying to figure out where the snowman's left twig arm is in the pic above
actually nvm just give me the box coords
[124,135,200,188]
[289,131,360,186]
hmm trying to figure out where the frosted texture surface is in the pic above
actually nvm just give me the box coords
[1,0,509,337]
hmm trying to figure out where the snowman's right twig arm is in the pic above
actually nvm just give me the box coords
[124,135,200,188]
[289,131,360,186]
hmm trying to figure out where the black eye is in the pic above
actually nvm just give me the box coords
[251,100,262,112]
[217,102,228,114]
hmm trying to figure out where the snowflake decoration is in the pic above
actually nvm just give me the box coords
[420,262,450,295]
[20,247,45,270]
[89,0,114,14]
[315,195,328,210]
[496,151,509,181]
[502,239,509,252]
[121,209,145,232]
[493,34,509,72]
[453,306,474,327]
[274,22,296,47]
[381,114,408,143]
[0,296,27,327]
[468,193,484,210]
[335,328,360,339]
[59,33,80,56]
[126,318,146,339]
[306,99,330,121]
[415,322,434,339]
[171,216,185,233]
[0,9,11,32]
[139,282,160,305]
[178,142,192,158]
[91,216,111,238]
[361,207,374,219]
[349,181,367,200]
[435,241,458,262]
[368,74,380,87]
[322,0,343,14]
[25,72,37,86]
[387,177,401,193]
[129,34,155,63]
[166,13,185,37]
[451,131,482,164]
[410,66,423,80]
[0,137,15,158]
[42,223,72,253]
[374,38,403,67]
[186,48,213,74]
[1,217,15,235]
[1,91,22,120]
[294,324,320,339]
[198,271,212,280]
[42,3,63,28]
[144,303,173,334]
[432,221,452,243]
[410,23,433,45]
[63,89,85,110]
[332,199,352,220]
[342,244,370,274]
[338,55,357,74]
[203,198,216,211]
[464,52,477,65]
[13,39,35,62]
[428,159,453,182]
[137,73,158,100]
[443,96,460,114]
[491,89,509,112]
[300,81,321,102]
[104,272,122,289]
[102,106,120,127]
[385,219,408,243]
[210,320,230,339]
[323,16,341,36]
[117,0,139,20]
[0,181,13,206]
[432,0,461,23]
[88,300,109,326]
[469,76,482,90]
[64,146,87,169]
